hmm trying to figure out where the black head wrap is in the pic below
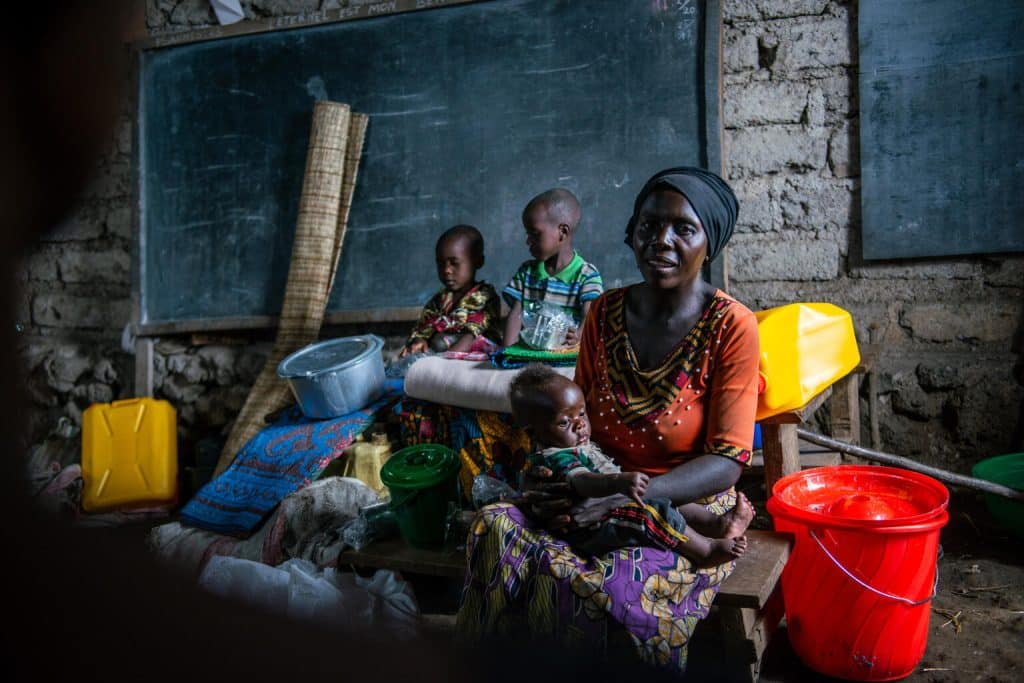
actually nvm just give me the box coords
[624,166,739,262]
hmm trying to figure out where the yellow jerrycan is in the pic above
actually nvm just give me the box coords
[81,397,178,512]
[755,303,860,421]
[340,432,392,494]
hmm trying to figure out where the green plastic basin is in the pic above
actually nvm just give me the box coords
[972,452,1024,539]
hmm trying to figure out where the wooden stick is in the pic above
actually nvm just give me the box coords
[796,428,1024,502]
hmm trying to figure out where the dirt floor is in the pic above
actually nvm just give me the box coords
[753,487,1024,683]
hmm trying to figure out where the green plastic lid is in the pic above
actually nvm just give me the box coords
[380,444,459,491]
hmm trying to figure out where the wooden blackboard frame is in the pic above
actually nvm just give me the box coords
[130,0,725,339]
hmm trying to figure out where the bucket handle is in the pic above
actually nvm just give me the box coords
[809,529,942,607]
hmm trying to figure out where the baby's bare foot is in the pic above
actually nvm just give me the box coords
[696,536,748,568]
[718,492,755,539]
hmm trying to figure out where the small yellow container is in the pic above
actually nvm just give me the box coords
[81,398,178,512]
[755,303,860,421]
[341,432,392,493]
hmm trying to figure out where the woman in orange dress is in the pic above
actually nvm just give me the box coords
[456,168,759,672]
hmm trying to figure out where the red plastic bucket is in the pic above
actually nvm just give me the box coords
[767,465,949,681]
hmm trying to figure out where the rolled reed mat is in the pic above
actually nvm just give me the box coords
[216,101,352,476]
[329,112,368,292]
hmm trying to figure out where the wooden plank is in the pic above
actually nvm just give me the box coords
[856,342,882,374]
[133,337,154,397]
[717,586,786,678]
[138,0,482,50]
[133,306,422,336]
[337,530,790,611]
[748,449,840,470]
[828,372,861,445]
[759,385,832,425]
[868,370,881,448]
[336,537,466,579]
[762,422,800,496]
[715,530,791,609]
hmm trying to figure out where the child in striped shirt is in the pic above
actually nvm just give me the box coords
[502,188,603,348]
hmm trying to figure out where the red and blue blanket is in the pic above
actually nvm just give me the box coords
[180,381,401,536]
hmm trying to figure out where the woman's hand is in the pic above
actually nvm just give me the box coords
[515,465,575,532]
[569,494,632,528]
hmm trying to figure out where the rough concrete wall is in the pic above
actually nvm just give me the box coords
[722,0,1024,469]
[17,0,1024,473]
[16,94,136,448]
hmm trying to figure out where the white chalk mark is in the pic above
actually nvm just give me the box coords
[367,105,448,118]
[368,195,435,204]
[227,88,256,97]
[306,76,328,101]
[522,63,592,75]
[355,215,435,232]
[170,219,215,231]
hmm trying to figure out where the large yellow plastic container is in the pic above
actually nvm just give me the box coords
[81,398,178,512]
[755,303,860,421]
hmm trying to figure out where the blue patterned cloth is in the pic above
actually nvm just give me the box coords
[180,381,401,536]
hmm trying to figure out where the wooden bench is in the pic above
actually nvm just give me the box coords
[339,529,789,681]
[338,384,849,681]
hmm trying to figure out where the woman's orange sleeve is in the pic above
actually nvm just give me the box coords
[704,304,760,464]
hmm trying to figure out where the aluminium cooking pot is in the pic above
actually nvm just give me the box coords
[277,335,385,419]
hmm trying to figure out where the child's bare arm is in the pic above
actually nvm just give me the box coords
[570,471,649,504]
[503,300,523,346]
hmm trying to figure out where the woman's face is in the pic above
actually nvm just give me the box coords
[631,189,708,290]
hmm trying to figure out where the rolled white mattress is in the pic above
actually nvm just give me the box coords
[403,356,576,414]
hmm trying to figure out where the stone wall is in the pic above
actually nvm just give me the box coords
[17,0,1024,473]
[720,0,1023,470]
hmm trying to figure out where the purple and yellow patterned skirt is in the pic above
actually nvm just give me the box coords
[456,491,737,672]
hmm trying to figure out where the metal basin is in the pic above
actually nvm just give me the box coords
[277,335,385,419]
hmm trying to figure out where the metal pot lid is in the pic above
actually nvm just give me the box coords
[277,335,383,378]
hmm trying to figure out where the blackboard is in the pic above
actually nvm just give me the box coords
[137,0,722,331]
[859,0,1024,260]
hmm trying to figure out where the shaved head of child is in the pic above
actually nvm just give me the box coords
[523,188,582,234]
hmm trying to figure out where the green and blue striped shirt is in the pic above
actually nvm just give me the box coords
[502,251,603,324]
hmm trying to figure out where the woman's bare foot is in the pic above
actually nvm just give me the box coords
[717,492,755,539]
[693,536,748,568]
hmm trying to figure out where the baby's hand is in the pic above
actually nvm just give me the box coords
[400,340,428,358]
[563,326,580,347]
[616,472,649,505]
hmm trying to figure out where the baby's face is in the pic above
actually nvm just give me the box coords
[435,236,477,293]
[533,379,590,449]
[522,203,564,260]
